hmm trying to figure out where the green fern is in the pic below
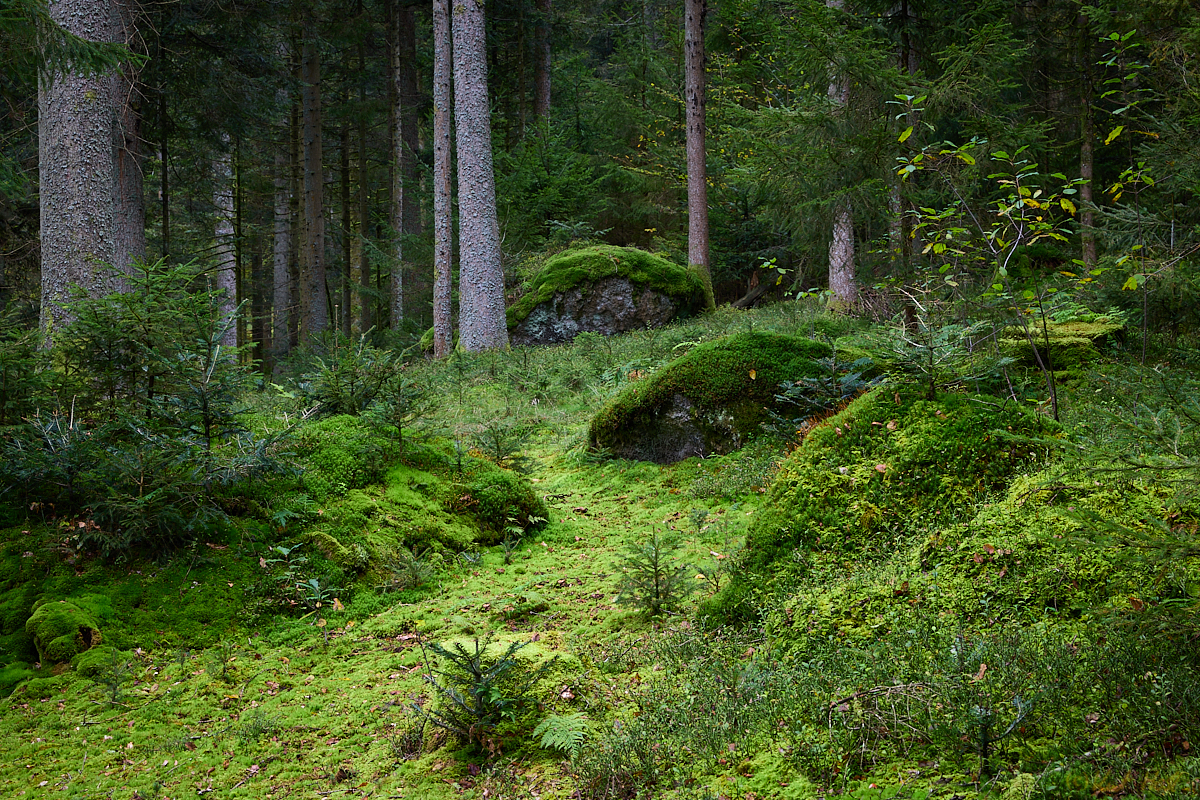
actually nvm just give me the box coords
[533,712,588,758]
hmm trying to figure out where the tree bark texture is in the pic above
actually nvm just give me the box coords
[533,0,551,121]
[389,2,406,327]
[271,144,292,368]
[213,141,238,346]
[112,0,145,273]
[1078,17,1096,269]
[432,0,454,357]
[358,38,373,334]
[300,16,328,338]
[340,122,353,336]
[452,0,509,351]
[825,0,857,306]
[39,0,141,333]
[398,5,422,239]
[684,0,715,312]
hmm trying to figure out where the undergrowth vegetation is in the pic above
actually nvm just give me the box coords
[0,289,1198,799]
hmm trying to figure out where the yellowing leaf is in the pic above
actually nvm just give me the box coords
[748,369,757,380]
[333,598,345,612]
[1122,275,1140,291]
[898,125,913,143]
[1105,125,1124,145]
[1060,198,1077,214]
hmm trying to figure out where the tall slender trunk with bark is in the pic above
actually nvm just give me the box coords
[272,142,292,370]
[1078,16,1097,268]
[826,0,857,306]
[452,0,508,351]
[300,13,328,338]
[390,2,406,328]
[340,121,353,336]
[358,35,373,334]
[685,0,715,312]
[432,0,454,357]
[533,0,551,123]
[113,0,145,273]
[38,0,138,333]
[213,140,238,347]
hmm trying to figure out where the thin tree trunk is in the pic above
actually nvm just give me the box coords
[300,13,328,338]
[289,75,302,350]
[1079,15,1097,269]
[432,0,454,357]
[452,0,508,351]
[390,1,406,328]
[826,0,857,306]
[250,234,265,369]
[159,60,170,262]
[340,121,353,336]
[685,0,715,312]
[358,35,373,334]
[213,139,238,347]
[533,0,551,122]
[39,0,123,333]
[398,5,422,239]
[272,142,292,370]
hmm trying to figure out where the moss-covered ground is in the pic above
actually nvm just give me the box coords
[1,301,1198,799]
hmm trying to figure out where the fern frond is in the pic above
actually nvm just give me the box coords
[533,712,589,758]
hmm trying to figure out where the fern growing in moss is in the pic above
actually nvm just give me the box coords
[533,712,588,759]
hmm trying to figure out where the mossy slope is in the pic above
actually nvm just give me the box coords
[588,332,832,462]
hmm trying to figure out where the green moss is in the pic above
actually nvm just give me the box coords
[506,245,704,327]
[294,415,400,503]
[72,645,121,679]
[713,389,1058,618]
[440,458,549,545]
[1000,319,1123,370]
[589,332,832,452]
[0,661,36,697]
[25,599,103,665]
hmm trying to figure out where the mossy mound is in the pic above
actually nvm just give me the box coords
[507,245,705,344]
[1000,318,1123,371]
[440,458,549,545]
[293,415,400,503]
[731,387,1058,588]
[25,599,103,665]
[588,333,832,463]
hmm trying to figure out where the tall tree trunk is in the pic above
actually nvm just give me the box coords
[213,139,238,347]
[272,143,292,370]
[390,1,406,328]
[289,83,302,349]
[685,0,715,312]
[358,36,373,334]
[158,58,170,262]
[432,0,454,357]
[826,0,857,306]
[398,5,422,239]
[340,121,353,336]
[1078,15,1097,269]
[38,0,126,333]
[452,0,508,351]
[533,0,551,122]
[300,13,328,338]
[250,234,265,369]
[113,0,145,273]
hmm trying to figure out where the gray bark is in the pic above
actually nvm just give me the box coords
[432,0,453,357]
[533,0,551,121]
[826,0,857,306]
[38,0,138,334]
[340,121,352,336]
[684,0,714,311]
[213,140,238,346]
[390,2,405,327]
[452,0,508,351]
[358,37,373,334]
[112,0,144,272]
[271,144,292,367]
[300,17,328,338]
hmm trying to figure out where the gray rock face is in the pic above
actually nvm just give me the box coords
[509,276,685,345]
[607,393,750,464]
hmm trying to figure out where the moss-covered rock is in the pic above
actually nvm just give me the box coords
[507,246,705,345]
[1000,318,1123,370]
[25,599,103,665]
[588,332,832,463]
[702,388,1059,621]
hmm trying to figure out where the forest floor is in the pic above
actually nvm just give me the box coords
[1,300,1197,800]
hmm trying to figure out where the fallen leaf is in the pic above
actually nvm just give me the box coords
[875,464,887,473]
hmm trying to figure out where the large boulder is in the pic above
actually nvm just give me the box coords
[507,246,704,345]
[588,333,832,463]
